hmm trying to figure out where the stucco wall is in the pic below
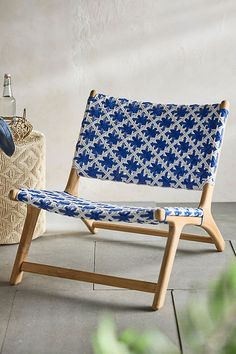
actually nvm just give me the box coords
[0,0,235,202]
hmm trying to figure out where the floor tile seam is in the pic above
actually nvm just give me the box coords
[0,289,17,354]
[229,240,236,256]
[38,234,235,242]
[171,290,183,354]
[13,287,176,293]
[92,287,208,291]
[93,241,96,290]
[94,237,233,244]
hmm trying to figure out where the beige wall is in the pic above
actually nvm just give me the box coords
[0,0,235,202]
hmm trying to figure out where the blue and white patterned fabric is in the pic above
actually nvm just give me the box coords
[16,189,203,224]
[73,93,229,190]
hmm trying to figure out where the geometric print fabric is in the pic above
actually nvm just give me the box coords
[16,189,204,224]
[73,93,229,190]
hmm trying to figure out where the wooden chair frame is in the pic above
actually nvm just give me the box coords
[9,98,229,311]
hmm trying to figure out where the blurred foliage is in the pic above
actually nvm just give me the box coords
[93,262,236,354]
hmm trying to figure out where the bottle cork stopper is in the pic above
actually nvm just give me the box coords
[23,108,26,120]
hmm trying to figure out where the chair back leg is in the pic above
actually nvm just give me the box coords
[10,205,40,285]
[198,184,225,252]
[202,216,225,252]
[81,218,97,234]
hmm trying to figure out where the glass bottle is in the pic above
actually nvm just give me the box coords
[0,73,16,123]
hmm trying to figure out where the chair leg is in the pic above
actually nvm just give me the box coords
[10,205,41,285]
[202,215,225,252]
[81,218,97,234]
[152,222,183,310]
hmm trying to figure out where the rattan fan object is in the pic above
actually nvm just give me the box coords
[9,108,33,141]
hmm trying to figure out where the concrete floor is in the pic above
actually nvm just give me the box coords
[0,202,235,354]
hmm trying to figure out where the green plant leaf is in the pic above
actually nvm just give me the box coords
[92,262,236,354]
[222,326,236,354]
[92,316,131,354]
[209,262,236,321]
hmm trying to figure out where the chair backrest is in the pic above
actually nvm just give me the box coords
[73,92,229,191]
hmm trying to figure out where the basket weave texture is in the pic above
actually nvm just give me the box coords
[0,131,46,244]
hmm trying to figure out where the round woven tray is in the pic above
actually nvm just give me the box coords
[0,131,46,244]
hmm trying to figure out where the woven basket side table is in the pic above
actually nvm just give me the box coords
[0,131,46,244]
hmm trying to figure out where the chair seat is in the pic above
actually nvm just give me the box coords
[16,189,204,225]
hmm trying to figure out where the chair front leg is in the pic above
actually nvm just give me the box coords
[10,205,41,285]
[152,221,183,310]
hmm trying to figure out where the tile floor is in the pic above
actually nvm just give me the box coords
[0,202,235,354]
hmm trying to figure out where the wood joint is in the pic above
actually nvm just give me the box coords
[155,208,166,222]
[9,189,19,201]
[90,90,96,97]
